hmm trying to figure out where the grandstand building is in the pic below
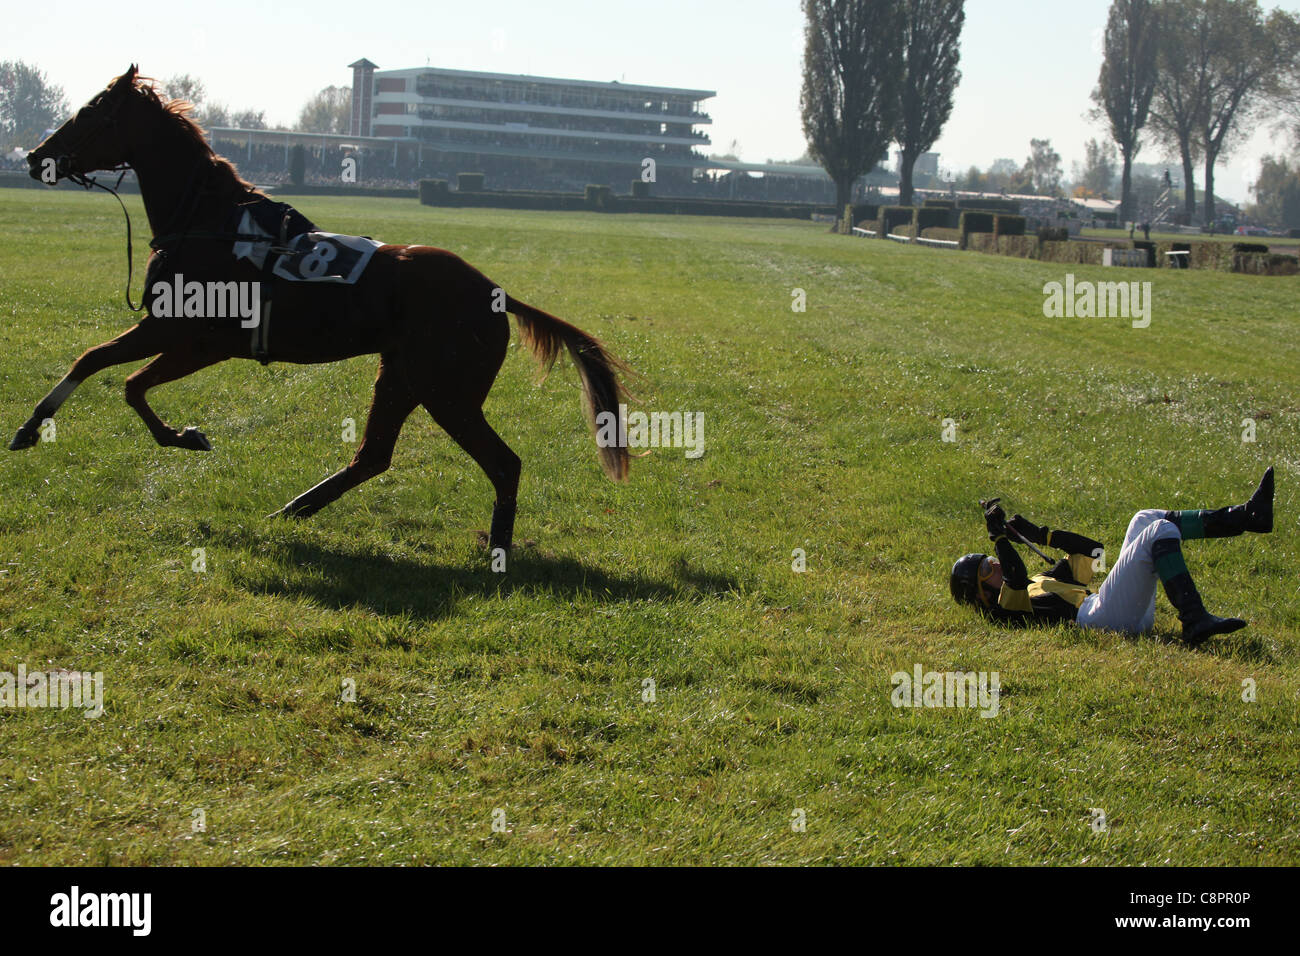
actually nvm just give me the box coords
[351,58,714,192]
[206,59,878,203]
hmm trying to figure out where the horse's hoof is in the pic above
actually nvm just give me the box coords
[273,501,311,520]
[179,427,212,451]
[8,426,38,451]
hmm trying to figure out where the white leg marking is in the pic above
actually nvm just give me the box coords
[38,377,81,417]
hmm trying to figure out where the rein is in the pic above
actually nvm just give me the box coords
[70,160,271,313]
[70,170,144,313]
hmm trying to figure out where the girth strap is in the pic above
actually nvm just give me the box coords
[252,298,272,365]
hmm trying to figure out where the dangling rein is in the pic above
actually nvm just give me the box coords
[69,169,144,313]
[71,170,278,316]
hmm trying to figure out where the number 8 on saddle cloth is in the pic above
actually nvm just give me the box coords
[231,199,384,285]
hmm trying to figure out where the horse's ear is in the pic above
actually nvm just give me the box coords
[112,65,138,92]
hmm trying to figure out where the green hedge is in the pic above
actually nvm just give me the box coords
[854,203,881,225]
[620,197,826,218]
[916,206,953,231]
[1235,253,1298,276]
[631,180,650,199]
[269,184,416,198]
[1131,240,1157,266]
[878,206,915,238]
[1190,243,1233,271]
[959,231,1299,274]
[418,179,449,204]
[1036,240,1107,265]
[966,234,1039,258]
[419,185,588,211]
[958,211,995,248]
[585,184,614,210]
[417,182,832,218]
[995,214,1027,237]
[921,227,962,243]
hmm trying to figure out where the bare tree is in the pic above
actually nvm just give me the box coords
[1076,138,1119,196]
[161,74,206,108]
[1276,14,1300,148]
[1198,1,1299,222]
[1249,155,1300,229]
[800,0,904,211]
[1091,0,1160,222]
[896,0,965,206]
[297,85,351,135]
[229,109,267,130]
[1026,138,1063,196]
[1150,0,1211,221]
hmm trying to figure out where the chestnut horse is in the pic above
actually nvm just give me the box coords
[11,66,630,553]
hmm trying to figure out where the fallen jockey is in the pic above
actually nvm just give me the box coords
[949,467,1275,645]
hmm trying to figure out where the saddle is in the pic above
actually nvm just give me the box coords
[228,199,384,363]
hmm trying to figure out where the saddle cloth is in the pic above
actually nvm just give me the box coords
[231,200,383,285]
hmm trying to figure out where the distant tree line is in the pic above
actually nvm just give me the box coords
[0,62,352,152]
[0,61,68,149]
[1092,0,1300,225]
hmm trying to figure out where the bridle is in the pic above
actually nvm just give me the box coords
[43,90,133,187]
[39,89,145,311]
[38,84,286,316]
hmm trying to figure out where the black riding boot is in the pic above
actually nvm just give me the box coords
[1166,466,1273,539]
[1151,538,1246,646]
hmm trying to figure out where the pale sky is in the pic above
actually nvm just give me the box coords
[6,0,1298,203]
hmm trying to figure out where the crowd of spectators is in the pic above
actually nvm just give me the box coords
[209,136,846,203]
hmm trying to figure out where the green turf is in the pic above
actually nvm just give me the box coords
[0,188,1296,865]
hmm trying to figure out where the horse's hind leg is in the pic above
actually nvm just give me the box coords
[9,321,167,451]
[275,357,417,519]
[425,400,521,553]
[125,349,225,450]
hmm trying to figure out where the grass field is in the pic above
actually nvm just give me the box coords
[0,187,1296,865]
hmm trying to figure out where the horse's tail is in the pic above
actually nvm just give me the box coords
[506,296,631,483]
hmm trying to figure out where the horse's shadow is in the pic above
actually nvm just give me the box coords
[229,533,739,622]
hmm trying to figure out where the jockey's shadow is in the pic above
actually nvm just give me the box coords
[1151,628,1278,663]
[1072,621,1279,664]
[231,536,739,621]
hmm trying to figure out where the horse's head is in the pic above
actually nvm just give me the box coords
[28,65,144,184]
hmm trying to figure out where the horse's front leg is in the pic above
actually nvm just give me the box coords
[124,349,224,450]
[9,322,167,451]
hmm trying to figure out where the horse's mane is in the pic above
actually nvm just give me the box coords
[132,76,265,197]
